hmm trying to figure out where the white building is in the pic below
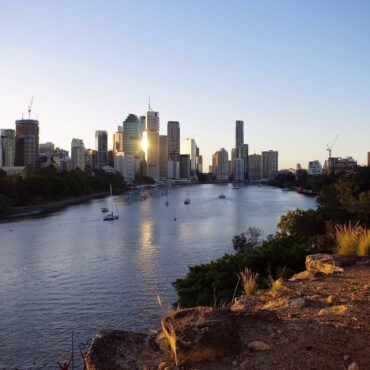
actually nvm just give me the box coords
[308,160,323,175]
[167,159,180,179]
[71,138,85,170]
[114,152,135,182]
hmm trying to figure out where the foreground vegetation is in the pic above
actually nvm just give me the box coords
[0,166,125,213]
[173,167,370,308]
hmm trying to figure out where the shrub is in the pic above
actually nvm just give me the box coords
[334,221,362,256]
[239,268,259,296]
[358,229,370,257]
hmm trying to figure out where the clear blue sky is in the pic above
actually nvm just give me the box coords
[1,0,369,169]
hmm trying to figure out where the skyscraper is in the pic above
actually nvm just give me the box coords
[262,150,278,179]
[0,129,16,167]
[213,148,229,181]
[233,158,244,181]
[146,110,160,179]
[71,138,85,170]
[167,121,180,162]
[179,154,191,179]
[181,138,197,175]
[248,154,263,181]
[123,114,143,175]
[95,130,108,169]
[15,118,39,167]
[159,135,168,178]
[113,125,124,153]
[235,120,244,148]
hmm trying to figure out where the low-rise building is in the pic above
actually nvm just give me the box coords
[308,160,322,175]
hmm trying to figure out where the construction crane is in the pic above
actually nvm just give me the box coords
[27,96,34,119]
[326,134,339,159]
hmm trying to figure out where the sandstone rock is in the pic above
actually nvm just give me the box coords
[247,341,271,351]
[348,362,360,370]
[306,254,356,275]
[289,270,316,281]
[306,253,343,275]
[85,330,164,370]
[161,307,241,366]
[326,295,335,304]
[318,305,349,316]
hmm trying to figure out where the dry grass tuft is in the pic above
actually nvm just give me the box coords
[358,229,370,257]
[334,221,362,256]
[239,268,259,296]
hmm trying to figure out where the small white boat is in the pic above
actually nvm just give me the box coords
[103,185,119,221]
[219,194,226,199]
[184,183,191,205]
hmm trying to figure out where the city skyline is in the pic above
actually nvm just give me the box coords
[1,1,369,168]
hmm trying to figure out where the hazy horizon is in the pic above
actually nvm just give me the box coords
[1,0,369,169]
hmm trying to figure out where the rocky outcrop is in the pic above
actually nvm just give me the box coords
[86,254,370,370]
[85,330,165,370]
[161,307,241,366]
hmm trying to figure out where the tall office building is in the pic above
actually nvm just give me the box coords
[95,130,108,169]
[0,129,16,167]
[113,125,124,153]
[146,110,160,179]
[237,144,249,180]
[159,135,168,178]
[15,118,39,167]
[262,150,278,179]
[114,152,135,181]
[181,138,197,175]
[248,154,263,181]
[213,148,229,181]
[235,120,244,148]
[85,149,96,170]
[71,138,85,170]
[233,158,244,182]
[167,121,180,162]
[179,154,191,179]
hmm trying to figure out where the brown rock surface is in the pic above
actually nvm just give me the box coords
[86,255,370,370]
[161,307,242,366]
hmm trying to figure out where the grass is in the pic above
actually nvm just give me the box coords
[334,221,362,256]
[239,268,259,296]
[358,229,370,257]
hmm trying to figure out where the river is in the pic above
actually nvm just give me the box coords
[0,184,315,369]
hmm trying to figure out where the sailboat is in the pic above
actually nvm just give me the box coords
[184,183,191,205]
[165,192,169,206]
[103,185,119,221]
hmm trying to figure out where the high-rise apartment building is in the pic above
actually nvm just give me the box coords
[308,160,323,175]
[159,135,168,178]
[238,144,249,180]
[235,120,244,148]
[167,121,180,162]
[146,110,160,179]
[114,152,135,181]
[71,138,85,170]
[262,150,278,179]
[213,148,229,181]
[15,118,39,167]
[85,149,96,170]
[95,130,108,169]
[248,154,263,181]
[0,129,16,167]
[113,125,124,153]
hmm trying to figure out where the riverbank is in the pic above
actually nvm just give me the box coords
[0,191,111,221]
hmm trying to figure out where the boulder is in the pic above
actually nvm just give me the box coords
[305,254,356,275]
[289,270,317,281]
[318,305,349,316]
[85,330,164,370]
[247,340,271,351]
[161,307,241,366]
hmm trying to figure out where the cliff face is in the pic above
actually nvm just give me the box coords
[86,254,370,370]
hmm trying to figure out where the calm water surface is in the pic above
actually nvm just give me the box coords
[0,184,315,369]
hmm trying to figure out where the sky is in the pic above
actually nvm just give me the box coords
[0,0,369,169]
